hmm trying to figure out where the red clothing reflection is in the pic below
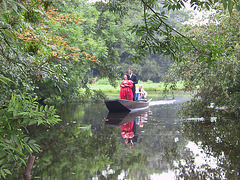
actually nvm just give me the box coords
[120,80,133,101]
[121,121,134,139]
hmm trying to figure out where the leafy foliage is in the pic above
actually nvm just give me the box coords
[0,93,61,178]
[0,1,145,177]
[169,10,240,114]
[117,5,189,82]
[1,0,240,178]
[0,0,101,103]
[102,0,239,64]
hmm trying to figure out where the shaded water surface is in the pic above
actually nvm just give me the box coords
[13,94,240,179]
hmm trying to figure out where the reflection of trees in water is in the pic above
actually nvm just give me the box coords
[8,102,149,179]
[133,104,184,175]
[11,100,239,179]
[167,101,240,179]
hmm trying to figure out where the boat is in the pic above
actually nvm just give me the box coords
[104,99,149,112]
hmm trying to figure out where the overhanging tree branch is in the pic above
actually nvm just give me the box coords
[141,0,201,53]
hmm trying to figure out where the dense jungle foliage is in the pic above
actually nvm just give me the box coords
[0,0,240,178]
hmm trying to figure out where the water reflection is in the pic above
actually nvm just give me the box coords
[105,109,149,126]
[174,115,240,179]
[7,94,240,179]
[105,109,150,149]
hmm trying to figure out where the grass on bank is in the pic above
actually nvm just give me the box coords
[88,78,184,93]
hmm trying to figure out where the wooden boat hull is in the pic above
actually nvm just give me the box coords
[104,99,149,112]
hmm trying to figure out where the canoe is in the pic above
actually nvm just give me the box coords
[105,108,149,126]
[104,99,149,112]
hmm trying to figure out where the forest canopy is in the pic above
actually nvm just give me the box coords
[0,0,240,178]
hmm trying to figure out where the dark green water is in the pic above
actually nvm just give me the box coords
[11,93,240,179]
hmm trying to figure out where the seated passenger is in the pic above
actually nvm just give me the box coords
[136,84,147,99]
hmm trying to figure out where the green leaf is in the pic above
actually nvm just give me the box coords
[40,106,43,112]
[0,159,5,166]
[1,164,11,169]
[2,0,7,12]
[16,2,28,11]
[24,144,33,154]
[0,151,7,158]
[44,105,49,111]
[223,0,227,10]
[236,4,240,11]
[0,168,5,178]
[0,14,9,24]
[19,157,26,166]
[228,1,233,14]
[3,169,11,175]
[23,137,30,143]
[10,0,18,13]
[29,143,40,153]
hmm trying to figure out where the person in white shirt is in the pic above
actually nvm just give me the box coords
[136,84,147,99]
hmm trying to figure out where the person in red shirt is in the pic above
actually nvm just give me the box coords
[120,73,133,101]
[121,121,134,149]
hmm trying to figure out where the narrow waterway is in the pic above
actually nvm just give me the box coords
[11,93,240,179]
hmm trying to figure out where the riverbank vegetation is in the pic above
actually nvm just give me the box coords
[88,78,185,93]
[1,0,240,178]
[170,10,240,115]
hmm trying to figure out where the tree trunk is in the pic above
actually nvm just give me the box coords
[23,155,36,180]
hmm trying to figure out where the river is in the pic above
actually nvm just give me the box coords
[11,92,240,179]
